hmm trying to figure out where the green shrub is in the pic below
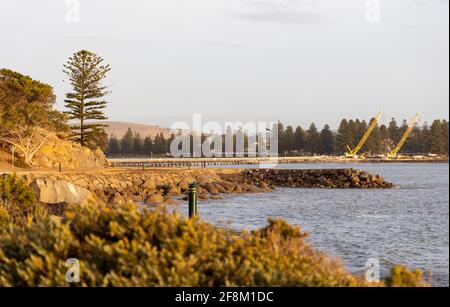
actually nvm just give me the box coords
[0,174,46,225]
[385,265,427,287]
[0,202,427,287]
[0,206,13,227]
[0,174,36,206]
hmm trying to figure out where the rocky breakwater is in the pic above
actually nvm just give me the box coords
[23,168,394,207]
[220,168,395,189]
[23,169,273,207]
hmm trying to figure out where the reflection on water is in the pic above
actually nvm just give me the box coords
[156,163,449,286]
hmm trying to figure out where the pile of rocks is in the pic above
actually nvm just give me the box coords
[232,169,395,189]
[24,168,394,207]
[24,169,272,206]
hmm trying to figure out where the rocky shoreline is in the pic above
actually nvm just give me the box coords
[19,168,395,206]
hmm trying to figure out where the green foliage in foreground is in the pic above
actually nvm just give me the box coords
[0,174,36,206]
[0,200,426,287]
[385,265,426,287]
[0,174,47,226]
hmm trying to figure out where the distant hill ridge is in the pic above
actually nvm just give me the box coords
[101,121,173,138]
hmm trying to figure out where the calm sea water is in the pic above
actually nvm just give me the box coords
[164,163,449,286]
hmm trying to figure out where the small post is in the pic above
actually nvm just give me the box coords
[59,162,62,173]
[10,145,15,168]
[188,182,197,218]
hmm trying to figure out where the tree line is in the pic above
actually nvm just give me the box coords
[277,118,449,156]
[107,128,175,156]
[106,118,449,157]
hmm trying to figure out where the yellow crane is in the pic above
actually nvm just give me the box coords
[345,110,383,158]
[387,113,420,158]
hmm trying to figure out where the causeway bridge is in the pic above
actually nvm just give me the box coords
[108,155,448,168]
[108,157,327,168]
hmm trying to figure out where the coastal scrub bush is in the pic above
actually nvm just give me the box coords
[385,265,426,287]
[0,174,47,225]
[0,174,36,206]
[0,206,12,227]
[0,202,427,287]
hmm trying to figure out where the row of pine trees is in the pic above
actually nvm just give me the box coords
[107,128,174,156]
[106,118,449,157]
[278,118,449,156]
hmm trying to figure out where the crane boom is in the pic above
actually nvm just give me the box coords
[387,113,420,158]
[345,110,383,157]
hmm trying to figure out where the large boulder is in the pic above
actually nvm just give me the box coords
[196,174,217,185]
[177,177,196,190]
[166,184,181,196]
[144,193,165,205]
[141,178,156,190]
[218,181,236,193]
[204,183,220,194]
[31,178,98,205]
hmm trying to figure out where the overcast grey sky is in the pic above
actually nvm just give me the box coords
[0,0,448,129]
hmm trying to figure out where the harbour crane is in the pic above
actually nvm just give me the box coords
[386,113,420,159]
[345,110,383,158]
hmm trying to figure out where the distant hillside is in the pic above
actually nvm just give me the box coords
[101,121,173,139]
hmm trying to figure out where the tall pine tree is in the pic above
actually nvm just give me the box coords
[442,120,449,154]
[153,133,167,155]
[107,135,121,156]
[63,50,111,148]
[364,118,381,154]
[284,126,295,152]
[430,120,446,154]
[294,126,306,153]
[133,132,143,155]
[320,124,335,155]
[121,128,134,155]
[143,136,154,156]
[276,121,286,154]
[336,119,353,154]
[306,123,321,154]
[388,118,400,144]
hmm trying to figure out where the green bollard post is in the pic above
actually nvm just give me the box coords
[188,182,197,218]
